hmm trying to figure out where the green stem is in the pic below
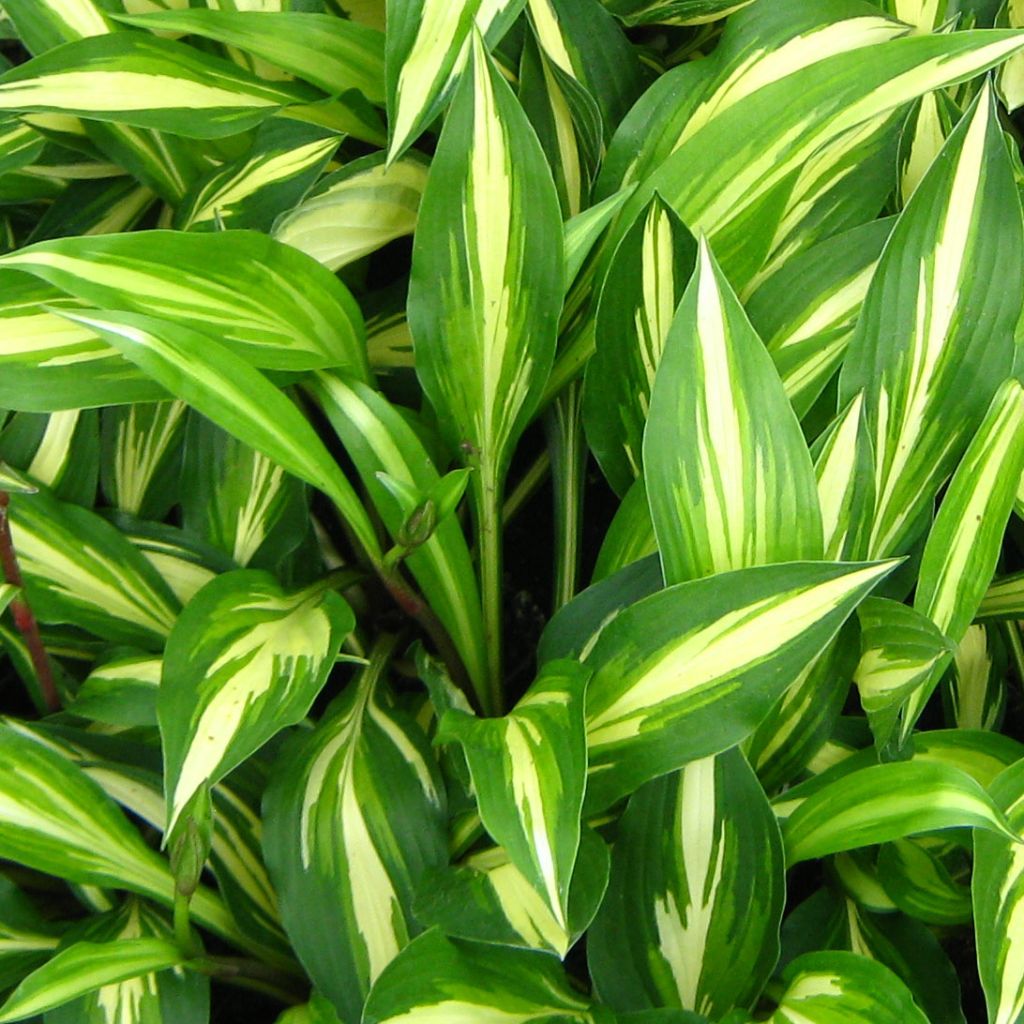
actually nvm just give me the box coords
[173,889,199,959]
[474,464,504,715]
[546,380,586,612]
[503,450,550,524]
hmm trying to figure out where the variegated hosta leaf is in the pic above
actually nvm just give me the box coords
[0,724,170,897]
[946,624,1007,731]
[853,597,955,752]
[0,272,165,413]
[980,570,1024,620]
[0,936,183,1024]
[583,194,696,497]
[438,660,588,932]
[71,651,161,729]
[159,569,353,835]
[361,929,604,1024]
[589,748,784,1019]
[100,400,186,520]
[115,9,386,105]
[839,87,1024,560]
[563,184,636,292]
[0,229,370,375]
[0,0,117,54]
[37,901,208,1024]
[877,837,973,927]
[599,0,754,25]
[53,308,382,562]
[763,951,928,1024]
[598,9,1024,290]
[644,237,823,583]
[0,116,44,178]
[413,828,610,957]
[273,152,428,272]
[780,760,1016,866]
[262,653,447,1023]
[898,90,958,206]
[385,0,483,162]
[0,32,322,138]
[746,219,893,422]
[6,486,179,647]
[582,559,897,811]
[408,31,563,476]
[0,877,62,993]
[309,371,488,702]
[590,479,657,583]
[174,124,337,234]
[180,415,308,572]
[123,519,230,607]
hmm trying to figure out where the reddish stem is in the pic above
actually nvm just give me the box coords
[0,492,60,712]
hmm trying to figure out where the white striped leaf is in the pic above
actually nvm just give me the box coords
[123,520,229,607]
[0,32,322,138]
[895,379,1024,740]
[840,88,1023,560]
[583,195,697,497]
[159,568,353,835]
[763,951,928,1024]
[589,748,784,1018]
[746,219,893,421]
[413,828,610,957]
[974,758,1024,1024]
[115,9,386,104]
[0,0,116,53]
[590,479,657,583]
[52,309,382,562]
[0,584,17,620]
[599,0,753,24]
[563,185,636,292]
[6,487,179,648]
[853,597,955,753]
[385,0,483,162]
[29,178,156,244]
[0,724,170,897]
[38,901,208,1024]
[175,125,337,233]
[1,229,370,375]
[180,415,308,572]
[361,929,605,1024]
[781,760,1017,866]
[273,152,429,272]
[408,32,564,476]
[262,655,447,1023]
[946,625,1006,731]
[309,371,488,708]
[582,559,897,811]
[980,571,1024,620]
[100,400,186,520]
[898,90,958,206]
[1000,0,1024,109]
[0,117,44,177]
[438,660,588,931]
[599,12,1024,290]
[812,394,875,562]
[0,273,165,413]
[644,237,823,583]
[877,837,973,927]
[0,937,183,1024]
[72,652,161,729]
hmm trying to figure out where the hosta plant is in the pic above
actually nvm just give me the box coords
[2,0,1024,1022]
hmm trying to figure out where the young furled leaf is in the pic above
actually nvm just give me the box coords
[262,646,447,1023]
[159,570,353,835]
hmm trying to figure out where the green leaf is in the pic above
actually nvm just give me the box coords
[71,651,161,729]
[438,660,588,935]
[644,236,823,583]
[839,86,1024,560]
[159,569,353,835]
[583,559,897,811]
[1,229,370,375]
[781,760,1017,866]
[974,758,1024,1024]
[408,31,563,476]
[764,951,929,1024]
[589,748,784,1018]
[0,938,182,1023]
[6,486,179,647]
[361,929,603,1024]
[0,33,321,138]
[1,0,116,54]
[273,152,428,272]
[584,194,696,497]
[385,0,483,162]
[877,838,973,927]
[979,570,1024,620]
[51,308,382,562]
[591,479,658,583]
[599,0,754,26]
[262,650,447,1023]
[0,723,169,897]
[115,9,386,104]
